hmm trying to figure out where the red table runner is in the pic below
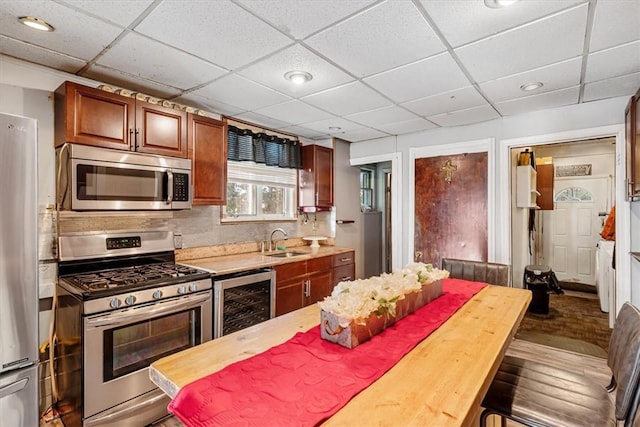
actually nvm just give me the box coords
[168,279,486,426]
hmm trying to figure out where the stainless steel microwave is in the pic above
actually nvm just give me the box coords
[56,144,192,210]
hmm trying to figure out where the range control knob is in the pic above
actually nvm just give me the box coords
[125,295,136,305]
[177,285,187,295]
[110,298,122,309]
[152,290,163,299]
[189,283,198,292]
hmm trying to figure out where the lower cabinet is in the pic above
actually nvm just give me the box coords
[274,251,357,316]
[332,251,355,286]
[274,255,334,316]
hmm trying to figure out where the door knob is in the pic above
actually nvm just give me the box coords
[415,251,422,261]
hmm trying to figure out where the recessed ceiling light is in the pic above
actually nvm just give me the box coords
[284,71,313,85]
[328,126,342,131]
[520,82,544,92]
[19,16,54,32]
[484,0,519,8]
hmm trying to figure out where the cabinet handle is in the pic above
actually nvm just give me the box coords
[128,128,134,146]
[339,257,351,262]
[315,191,318,205]
[304,279,310,297]
[134,128,140,150]
[339,276,352,281]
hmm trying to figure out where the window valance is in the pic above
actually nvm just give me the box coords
[227,125,301,169]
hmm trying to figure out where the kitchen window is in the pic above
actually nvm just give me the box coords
[222,161,297,221]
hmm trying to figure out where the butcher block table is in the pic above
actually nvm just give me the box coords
[150,284,531,426]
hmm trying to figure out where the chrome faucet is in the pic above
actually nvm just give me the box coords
[269,228,288,251]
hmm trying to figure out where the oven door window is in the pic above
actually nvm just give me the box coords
[77,164,165,202]
[103,308,201,381]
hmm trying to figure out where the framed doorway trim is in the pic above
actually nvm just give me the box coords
[350,152,403,272]
[409,138,495,266]
[499,124,629,321]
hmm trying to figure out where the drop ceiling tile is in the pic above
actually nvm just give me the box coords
[281,125,329,139]
[402,86,487,117]
[235,0,376,40]
[301,81,390,116]
[338,127,389,143]
[190,74,291,112]
[97,33,228,90]
[0,35,86,74]
[0,1,123,60]
[294,117,364,134]
[590,0,640,51]
[364,52,471,103]
[135,0,292,70]
[495,86,580,116]
[234,111,293,130]
[172,93,246,117]
[585,41,640,83]
[58,0,154,28]
[455,3,588,82]
[375,118,438,135]
[345,105,420,128]
[238,44,353,98]
[305,1,445,77]
[82,65,182,99]
[428,105,500,127]
[421,0,584,47]
[479,57,582,102]
[583,72,640,102]
[252,100,334,126]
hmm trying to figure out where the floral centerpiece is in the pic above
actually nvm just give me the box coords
[319,262,449,348]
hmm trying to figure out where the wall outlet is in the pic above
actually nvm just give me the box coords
[173,233,183,249]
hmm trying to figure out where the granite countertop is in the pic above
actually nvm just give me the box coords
[178,246,354,276]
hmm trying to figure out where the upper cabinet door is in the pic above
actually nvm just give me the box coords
[299,144,334,206]
[55,81,135,150]
[135,102,187,158]
[188,114,227,205]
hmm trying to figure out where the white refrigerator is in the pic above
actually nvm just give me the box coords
[0,113,39,426]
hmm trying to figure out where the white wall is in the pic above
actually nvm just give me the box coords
[333,139,364,278]
[350,96,636,310]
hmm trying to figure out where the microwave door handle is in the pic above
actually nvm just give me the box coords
[166,169,173,204]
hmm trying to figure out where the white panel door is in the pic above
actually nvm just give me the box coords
[541,177,609,285]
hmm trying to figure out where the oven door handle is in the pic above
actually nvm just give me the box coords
[83,389,168,426]
[86,293,211,328]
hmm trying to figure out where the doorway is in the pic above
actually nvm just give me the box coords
[510,137,615,354]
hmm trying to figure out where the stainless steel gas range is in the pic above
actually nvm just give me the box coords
[55,231,212,427]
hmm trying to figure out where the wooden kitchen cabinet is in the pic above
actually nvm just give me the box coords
[332,251,355,285]
[55,81,188,158]
[625,87,640,201]
[299,144,334,206]
[188,114,227,205]
[274,255,333,316]
[536,164,554,210]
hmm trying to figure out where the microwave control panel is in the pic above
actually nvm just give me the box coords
[173,173,189,201]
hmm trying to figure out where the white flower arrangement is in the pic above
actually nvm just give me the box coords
[318,262,449,327]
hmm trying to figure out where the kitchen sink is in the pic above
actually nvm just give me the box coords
[266,251,308,258]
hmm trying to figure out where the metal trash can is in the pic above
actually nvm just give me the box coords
[524,265,552,314]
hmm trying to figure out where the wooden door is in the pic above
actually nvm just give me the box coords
[414,153,488,269]
[188,114,227,205]
[135,102,187,158]
[55,81,135,150]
